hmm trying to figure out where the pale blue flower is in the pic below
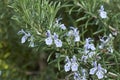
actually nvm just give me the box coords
[45,37,53,45]
[74,72,81,80]
[46,30,52,37]
[45,30,62,47]
[74,35,80,42]
[73,69,87,80]
[64,55,79,72]
[64,62,71,72]
[54,39,62,47]
[71,27,80,42]
[71,55,79,71]
[64,56,71,72]
[53,33,62,47]
[89,61,107,79]
[60,24,66,30]
[18,29,35,47]
[84,38,96,51]
[99,5,107,18]
[68,27,80,42]
[56,18,66,30]
[45,30,53,45]
[83,38,96,59]
[18,29,31,44]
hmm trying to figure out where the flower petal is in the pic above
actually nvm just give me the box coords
[18,29,25,35]
[71,63,78,71]
[74,36,80,42]
[100,11,107,18]
[53,33,58,40]
[64,62,71,72]
[89,67,97,75]
[60,24,66,30]
[54,39,62,47]
[45,37,53,45]
[46,30,51,37]
[74,72,81,80]
[21,35,28,43]
[96,70,104,79]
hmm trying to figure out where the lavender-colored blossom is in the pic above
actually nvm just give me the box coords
[46,30,52,37]
[74,72,81,80]
[53,33,62,47]
[64,56,71,72]
[60,24,66,30]
[56,18,66,30]
[18,29,35,47]
[71,55,78,71]
[45,37,53,45]
[84,38,96,59]
[89,61,107,79]
[73,69,87,80]
[84,38,96,51]
[99,5,107,18]
[54,39,62,47]
[53,33,58,40]
[18,29,31,44]
[45,30,53,46]
[64,55,79,72]
[21,35,29,43]
[68,27,80,42]
[71,27,80,42]
[45,31,62,47]
[74,35,80,42]
[64,62,71,72]
[67,30,74,36]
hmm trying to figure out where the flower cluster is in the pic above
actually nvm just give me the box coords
[89,61,107,79]
[45,30,62,47]
[17,4,115,80]
[64,55,78,72]
[63,34,113,79]
[81,38,96,62]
